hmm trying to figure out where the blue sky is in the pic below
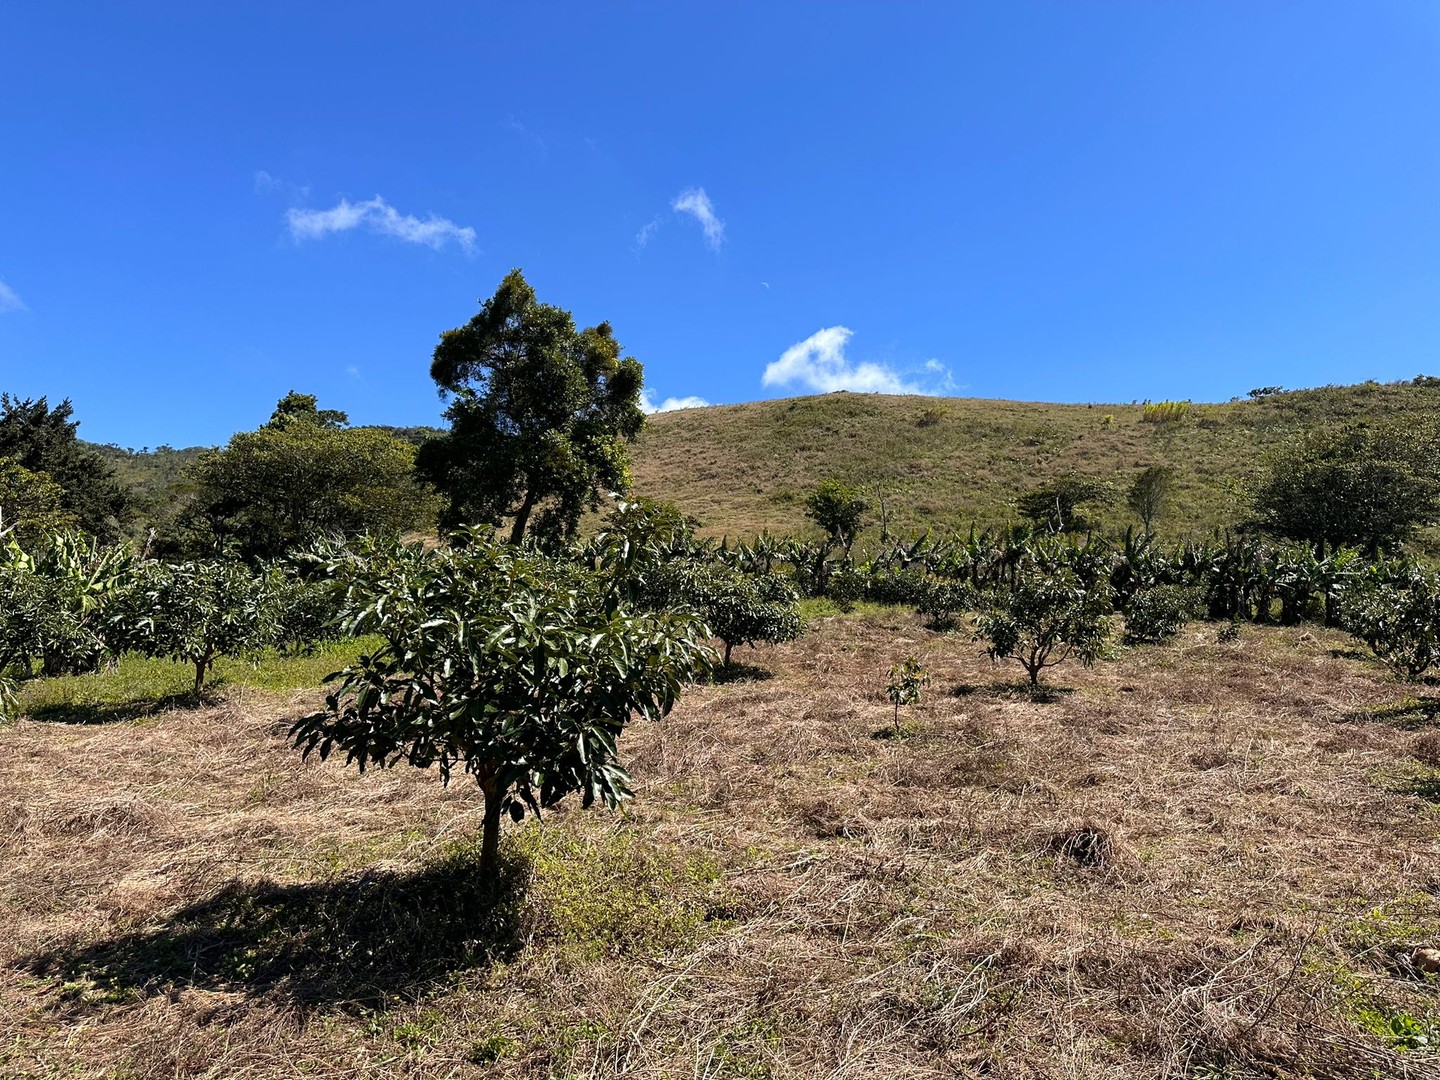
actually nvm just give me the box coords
[3,2,1440,448]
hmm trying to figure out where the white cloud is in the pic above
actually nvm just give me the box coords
[633,216,662,249]
[671,187,725,250]
[253,170,310,200]
[286,196,477,254]
[763,327,955,396]
[0,280,26,313]
[640,389,711,414]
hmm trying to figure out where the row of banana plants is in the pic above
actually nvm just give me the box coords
[688,523,1440,682]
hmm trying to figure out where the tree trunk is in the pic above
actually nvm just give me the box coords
[723,640,733,668]
[509,488,537,545]
[480,782,504,883]
[193,657,209,696]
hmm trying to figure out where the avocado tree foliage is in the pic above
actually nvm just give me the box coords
[289,530,714,884]
[654,562,803,668]
[415,270,646,544]
[1338,564,1440,681]
[112,558,276,694]
[974,569,1113,688]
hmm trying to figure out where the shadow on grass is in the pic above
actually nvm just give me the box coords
[952,681,1074,704]
[23,690,211,725]
[710,663,774,685]
[25,846,526,1012]
[1344,697,1440,731]
[1395,775,1440,804]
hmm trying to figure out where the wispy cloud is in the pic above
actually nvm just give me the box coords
[504,114,548,157]
[286,196,477,254]
[640,389,711,414]
[671,187,725,250]
[253,170,310,200]
[633,216,662,250]
[0,280,26,314]
[763,327,955,396]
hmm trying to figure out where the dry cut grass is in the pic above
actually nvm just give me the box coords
[2,615,1440,1078]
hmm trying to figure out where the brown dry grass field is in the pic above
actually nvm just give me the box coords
[3,612,1440,1079]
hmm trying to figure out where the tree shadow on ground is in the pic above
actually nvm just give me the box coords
[952,681,1074,704]
[24,846,526,1012]
[1344,697,1440,730]
[710,663,774,685]
[1394,775,1440,804]
[23,690,209,725]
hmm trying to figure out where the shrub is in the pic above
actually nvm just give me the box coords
[917,578,973,630]
[1338,566,1440,680]
[113,558,276,693]
[1141,400,1190,423]
[1122,585,1197,644]
[0,532,137,677]
[974,570,1113,687]
[660,563,802,668]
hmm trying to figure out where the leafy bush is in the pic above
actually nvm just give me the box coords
[1122,584,1197,644]
[290,532,714,883]
[1339,566,1440,680]
[917,578,973,630]
[0,532,136,677]
[659,563,803,667]
[974,570,1113,687]
[112,558,277,693]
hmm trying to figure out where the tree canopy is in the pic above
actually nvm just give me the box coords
[415,270,646,543]
[184,393,436,559]
[1250,421,1440,555]
[0,395,134,541]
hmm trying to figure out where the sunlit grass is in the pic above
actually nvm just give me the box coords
[14,636,381,722]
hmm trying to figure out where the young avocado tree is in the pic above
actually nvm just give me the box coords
[289,531,714,884]
[659,563,803,668]
[115,558,276,694]
[974,569,1113,688]
[885,657,929,735]
[1338,564,1440,680]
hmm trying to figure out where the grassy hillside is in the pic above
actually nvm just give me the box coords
[630,379,1440,539]
[87,378,1440,543]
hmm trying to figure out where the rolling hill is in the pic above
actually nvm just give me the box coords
[629,378,1440,540]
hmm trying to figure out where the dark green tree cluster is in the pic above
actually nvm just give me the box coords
[182,393,436,559]
[416,269,646,544]
[0,395,133,542]
[1250,421,1440,556]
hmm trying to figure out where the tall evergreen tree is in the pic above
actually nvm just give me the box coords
[0,395,133,541]
[415,270,646,544]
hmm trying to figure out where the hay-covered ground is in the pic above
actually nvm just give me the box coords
[2,612,1439,1078]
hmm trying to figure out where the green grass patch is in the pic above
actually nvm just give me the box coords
[15,636,381,723]
[512,823,727,962]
